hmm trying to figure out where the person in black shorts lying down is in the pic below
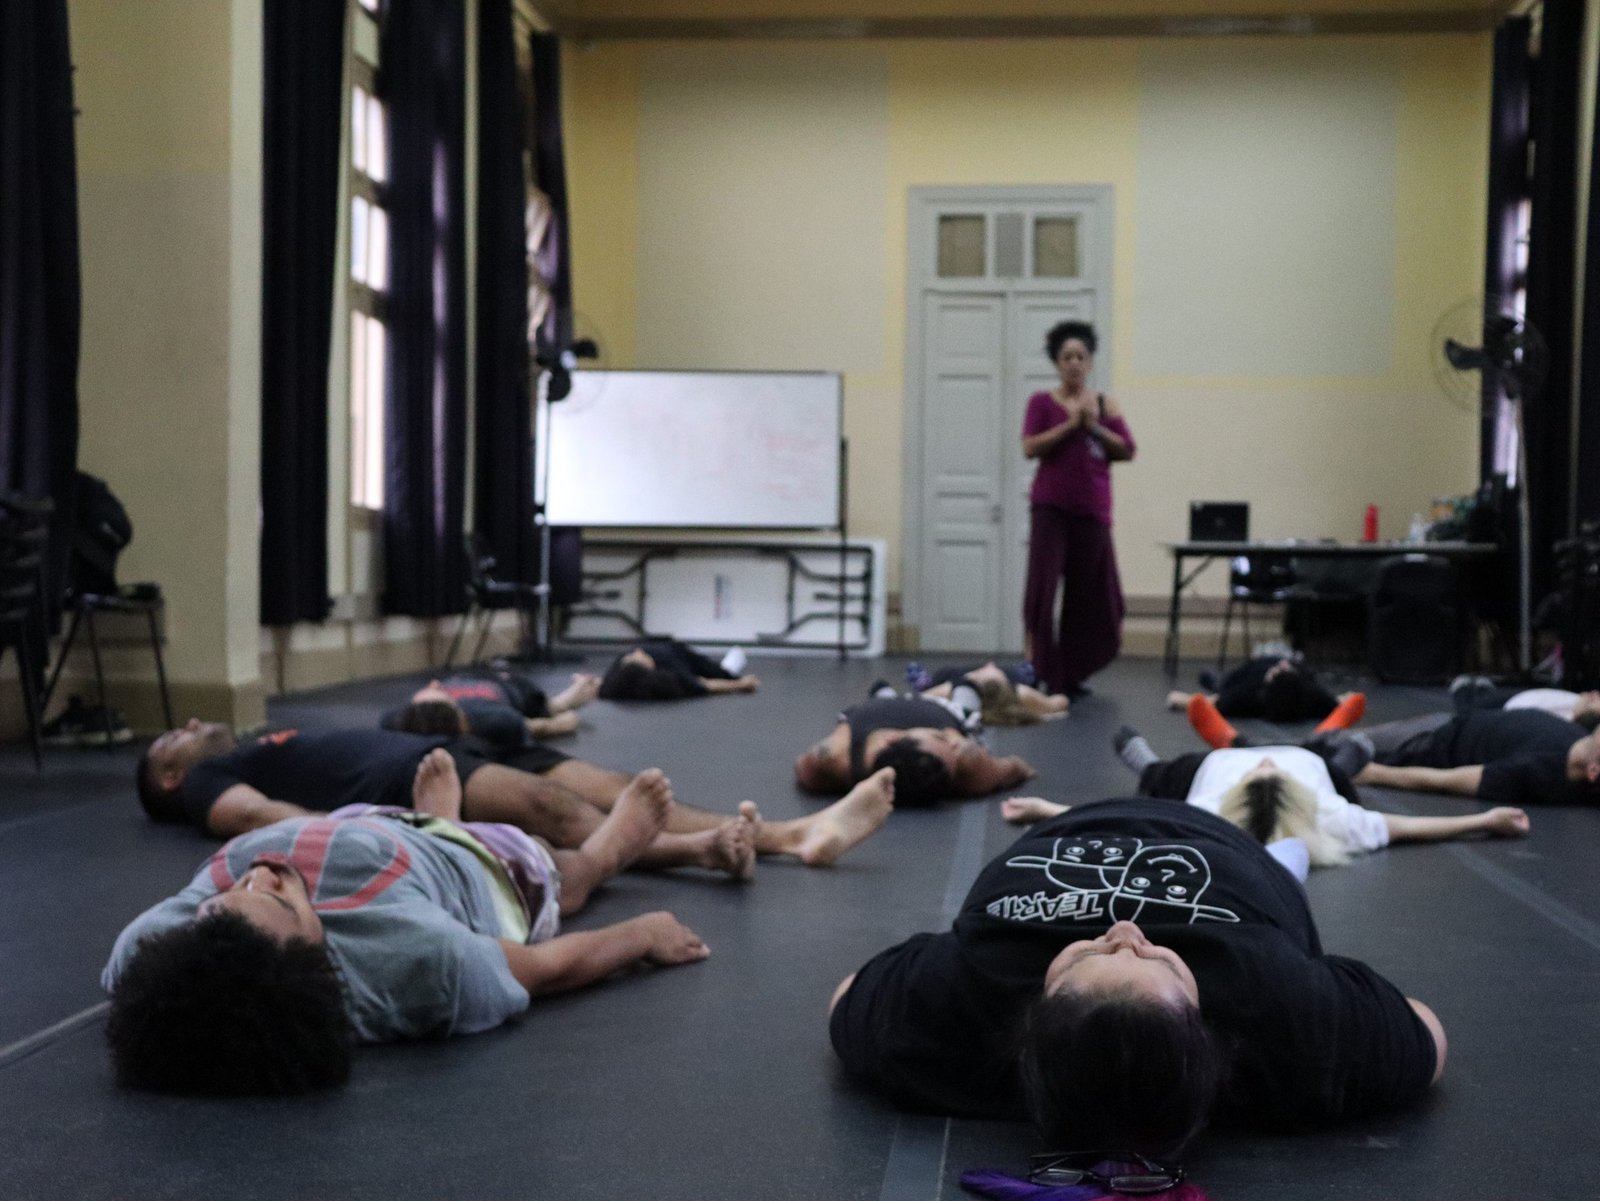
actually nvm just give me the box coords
[137,721,895,876]
[598,639,760,701]
[383,665,600,749]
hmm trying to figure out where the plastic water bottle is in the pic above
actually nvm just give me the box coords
[1408,512,1426,544]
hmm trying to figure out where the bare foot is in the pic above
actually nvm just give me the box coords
[582,768,672,874]
[413,747,463,821]
[1482,807,1531,837]
[1165,690,1190,711]
[552,673,601,713]
[1000,795,1067,825]
[791,768,896,866]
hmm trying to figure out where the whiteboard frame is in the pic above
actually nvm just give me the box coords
[541,369,844,530]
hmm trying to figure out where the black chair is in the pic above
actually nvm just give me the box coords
[1217,554,1296,670]
[0,494,55,768]
[444,536,542,669]
[42,581,175,742]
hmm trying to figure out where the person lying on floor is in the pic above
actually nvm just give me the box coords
[999,726,1528,870]
[1448,676,1600,730]
[906,660,1069,725]
[103,749,712,1095]
[794,691,1036,807]
[597,639,759,701]
[138,720,893,874]
[829,799,1445,1159]
[383,664,601,746]
[1165,654,1365,727]
[1188,696,1600,808]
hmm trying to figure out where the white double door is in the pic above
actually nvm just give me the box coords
[917,290,1098,652]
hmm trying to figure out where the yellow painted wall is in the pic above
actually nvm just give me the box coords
[70,0,266,726]
[563,33,1491,616]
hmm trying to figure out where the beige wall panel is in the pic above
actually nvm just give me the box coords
[1134,43,1399,375]
[71,0,262,715]
[635,43,889,372]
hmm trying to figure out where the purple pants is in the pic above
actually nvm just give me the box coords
[1023,505,1125,693]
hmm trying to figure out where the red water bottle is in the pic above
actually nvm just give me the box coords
[1362,505,1378,543]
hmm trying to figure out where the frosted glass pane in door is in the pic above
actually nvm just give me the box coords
[1033,217,1079,277]
[937,215,986,277]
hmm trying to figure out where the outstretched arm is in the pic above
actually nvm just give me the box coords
[1356,762,1484,797]
[1381,807,1529,843]
[1408,998,1448,1084]
[954,746,1037,797]
[700,674,760,694]
[206,784,316,838]
[498,912,707,998]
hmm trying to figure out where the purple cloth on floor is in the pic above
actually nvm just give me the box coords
[960,1167,1208,1201]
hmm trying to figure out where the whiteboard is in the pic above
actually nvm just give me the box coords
[544,370,842,528]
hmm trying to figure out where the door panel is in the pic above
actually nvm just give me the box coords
[911,188,1111,654]
[920,294,1005,649]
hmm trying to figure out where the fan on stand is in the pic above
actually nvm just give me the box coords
[1429,296,1549,670]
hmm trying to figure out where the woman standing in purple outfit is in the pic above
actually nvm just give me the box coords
[1021,321,1135,698]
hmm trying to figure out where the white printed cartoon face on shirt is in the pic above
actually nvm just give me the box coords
[989,835,1240,927]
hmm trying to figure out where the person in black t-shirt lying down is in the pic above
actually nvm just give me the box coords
[828,800,1445,1158]
[1348,709,1600,807]
[794,693,1036,808]
[135,722,894,876]
[598,640,760,701]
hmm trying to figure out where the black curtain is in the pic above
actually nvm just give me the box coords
[0,0,80,613]
[258,0,344,625]
[381,0,468,617]
[529,31,573,357]
[1579,22,1600,529]
[1481,18,1531,480]
[472,0,535,585]
[1521,0,1583,602]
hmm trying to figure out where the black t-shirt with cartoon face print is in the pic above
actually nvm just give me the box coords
[829,799,1436,1131]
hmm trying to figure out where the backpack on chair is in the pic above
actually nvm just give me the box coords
[67,471,133,597]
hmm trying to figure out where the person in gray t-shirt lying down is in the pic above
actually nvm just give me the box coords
[101,750,719,1096]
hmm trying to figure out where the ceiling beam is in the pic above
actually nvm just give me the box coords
[552,9,1499,40]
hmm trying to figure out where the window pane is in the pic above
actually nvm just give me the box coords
[351,196,370,284]
[1033,217,1080,277]
[364,319,386,510]
[366,95,388,184]
[349,312,368,507]
[937,215,985,278]
[354,11,380,66]
[352,86,367,170]
[368,205,389,292]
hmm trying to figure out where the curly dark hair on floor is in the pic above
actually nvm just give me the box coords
[1018,985,1227,1159]
[599,658,695,701]
[106,910,354,1096]
[387,699,469,737]
[870,738,954,807]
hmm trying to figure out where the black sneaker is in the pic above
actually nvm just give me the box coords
[41,696,90,747]
[42,697,132,747]
[1112,725,1141,756]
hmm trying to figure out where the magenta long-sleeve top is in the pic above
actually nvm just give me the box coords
[1022,391,1135,526]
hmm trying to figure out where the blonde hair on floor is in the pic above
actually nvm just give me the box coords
[1215,770,1348,868]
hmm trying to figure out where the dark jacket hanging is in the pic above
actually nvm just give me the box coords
[381,0,469,617]
[258,0,344,625]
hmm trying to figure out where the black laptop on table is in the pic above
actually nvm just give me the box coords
[1189,501,1249,543]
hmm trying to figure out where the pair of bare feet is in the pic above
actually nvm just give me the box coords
[411,749,896,892]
